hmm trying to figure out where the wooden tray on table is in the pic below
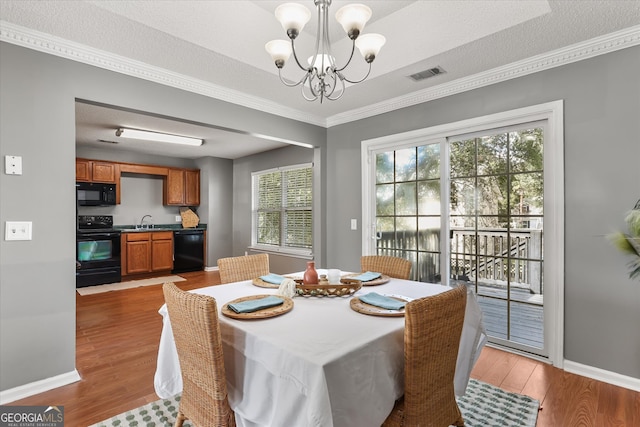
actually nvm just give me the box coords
[349,295,411,317]
[294,278,362,297]
[342,273,390,286]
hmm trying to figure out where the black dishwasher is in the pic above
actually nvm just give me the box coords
[172,229,205,273]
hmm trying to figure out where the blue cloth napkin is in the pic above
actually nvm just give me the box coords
[260,273,286,285]
[359,292,406,310]
[351,271,382,282]
[228,296,284,313]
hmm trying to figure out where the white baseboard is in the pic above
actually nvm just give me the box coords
[0,370,81,405]
[204,266,218,272]
[564,360,640,392]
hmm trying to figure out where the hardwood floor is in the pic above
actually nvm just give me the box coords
[8,270,639,426]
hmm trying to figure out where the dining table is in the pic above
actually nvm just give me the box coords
[154,271,487,427]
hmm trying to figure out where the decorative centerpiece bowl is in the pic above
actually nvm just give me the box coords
[294,277,362,297]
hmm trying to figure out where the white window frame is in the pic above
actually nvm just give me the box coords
[250,163,314,258]
[361,101,564,367]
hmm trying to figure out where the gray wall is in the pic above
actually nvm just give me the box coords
[0,41,324,391]
[195,156,233,267]
[324,46,640,378]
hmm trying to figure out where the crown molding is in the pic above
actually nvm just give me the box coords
[326,25,640,127]
[0,21,327,127]
[2,21,639,129]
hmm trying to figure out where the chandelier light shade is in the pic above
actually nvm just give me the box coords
[335,4,372,36]
[265,40,293,66]
[355,33,386,61]
[265,0,386,103]
[275,3,311,37]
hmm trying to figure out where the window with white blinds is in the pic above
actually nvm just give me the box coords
[252,164,313,255]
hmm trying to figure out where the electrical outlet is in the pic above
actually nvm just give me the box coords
[175,215,182,222]
[5,155,23,175]
[5,221,32,240]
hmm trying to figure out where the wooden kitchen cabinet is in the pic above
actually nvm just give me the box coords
[123,231,174,276]
[151,232,174,271]
[76,158,118,183]
[164,168,200,206]
[76,159,91,181]
[124,233,152,275]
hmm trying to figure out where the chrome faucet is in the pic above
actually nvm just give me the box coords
[139,214,153,229]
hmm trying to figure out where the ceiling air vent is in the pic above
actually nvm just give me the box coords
[408,66,446,82]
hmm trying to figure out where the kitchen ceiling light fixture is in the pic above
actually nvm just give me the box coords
[115,128,203,146]
[265,1,385,103]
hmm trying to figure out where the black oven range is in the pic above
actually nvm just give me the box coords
[76,215,121,288]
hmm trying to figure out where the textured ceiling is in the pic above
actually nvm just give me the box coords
[1,1,639,159]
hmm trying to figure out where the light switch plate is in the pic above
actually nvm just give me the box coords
[350,219,357,230]
[175,215,182,222]
[5,221,32,240]
[5,155,23,175]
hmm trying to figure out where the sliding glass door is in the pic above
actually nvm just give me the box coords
[448,125,545,355]
[374,144,442,282]
[362,102,563,361]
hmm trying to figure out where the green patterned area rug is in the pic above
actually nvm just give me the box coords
[90,379,539,427]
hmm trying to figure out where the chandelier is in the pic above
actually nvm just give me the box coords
[265,1,385,103]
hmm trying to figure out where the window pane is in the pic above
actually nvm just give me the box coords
[376,152,394,183]
[418,180,440,215]
[450,177,475,215]
[285,168,312,207]
[510,128,543,173]
[418,252,440,283]
[376,184,394,216]
[450,139,476,178]
[417,144,440,180]
[395,148,416,182]
[285,210,312,248]
[395,182,416,215]
[477,175,508,216]
[376,217,396,250]
[510,172,543,216]
[257,211,280,245]
[418,217,440,251]
[478,215,509,229]
[396,217,417,250]
[258,172,281,209]
[477,133,507,176]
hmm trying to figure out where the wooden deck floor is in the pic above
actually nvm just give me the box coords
[463,281,544,350]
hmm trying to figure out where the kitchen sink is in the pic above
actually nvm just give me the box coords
[120,227,175,232]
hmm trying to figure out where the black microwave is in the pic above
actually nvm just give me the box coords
[76,182,117,206]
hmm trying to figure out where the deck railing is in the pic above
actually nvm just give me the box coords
[376,227,543,294]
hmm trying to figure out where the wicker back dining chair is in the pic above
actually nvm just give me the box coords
[162,282,236,427]
[382,285,467,427]
[360,255,412,280]
[217,253,270,284]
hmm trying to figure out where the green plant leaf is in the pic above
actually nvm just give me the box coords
[625,210,640,237]
[608,232,636,255]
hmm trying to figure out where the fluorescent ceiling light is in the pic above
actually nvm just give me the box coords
[115,128,203,146]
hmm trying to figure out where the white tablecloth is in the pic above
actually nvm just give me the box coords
[154,274,486,427]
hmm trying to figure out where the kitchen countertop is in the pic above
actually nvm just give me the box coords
[115,224,207,233]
